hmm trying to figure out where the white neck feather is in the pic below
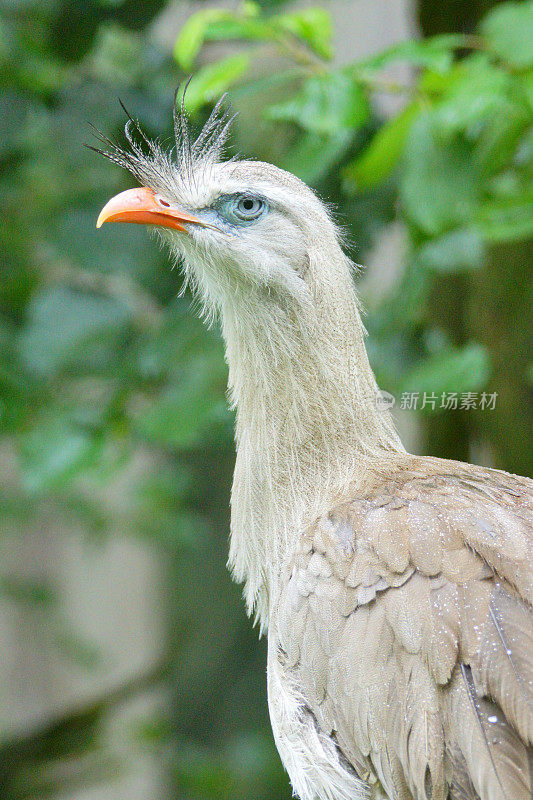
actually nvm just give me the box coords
[218,241,403,628]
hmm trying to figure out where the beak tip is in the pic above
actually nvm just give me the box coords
[95,187,203,233]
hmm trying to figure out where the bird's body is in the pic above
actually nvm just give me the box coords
[95,96,533,800]
[270,454,533,800]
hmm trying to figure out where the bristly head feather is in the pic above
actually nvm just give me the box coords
[86,85,236,200]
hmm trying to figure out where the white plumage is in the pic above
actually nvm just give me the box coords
[95,96,533,800]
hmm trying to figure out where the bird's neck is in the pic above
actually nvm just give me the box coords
[220,252,403,628]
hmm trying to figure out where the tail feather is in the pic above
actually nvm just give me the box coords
[446,744,481,800]
[444,664,533,800]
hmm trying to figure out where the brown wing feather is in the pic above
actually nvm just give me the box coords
[444,664,532,800]
[273,455,533,800]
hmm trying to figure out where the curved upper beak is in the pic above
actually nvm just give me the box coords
[96,187,205,233]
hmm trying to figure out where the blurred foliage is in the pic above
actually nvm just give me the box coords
[179,0,532,471]
[0,0,531,798]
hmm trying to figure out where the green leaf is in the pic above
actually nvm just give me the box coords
[279,129,353,183]
[481,0,533,69]
[416,229,485,273]
[181,54,251,113]
[276,7,332,60]
[174,3,268,68]
[267,71,369,134]
[436,55,520,133]
[174,8,245,69]
[475,99,531,175]
[400,342,491,398]
[174,4,332,67]
[344,101,422,189]
[400,112,481,235]
[174,9,225,69]
[523,69,533,110]
[202,17,267,43]
[357,34,467,74]
[475,193,533,241]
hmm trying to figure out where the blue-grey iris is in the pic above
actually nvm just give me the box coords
[220,194,268,224]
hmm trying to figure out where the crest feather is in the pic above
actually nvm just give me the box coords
[86,86,236,196]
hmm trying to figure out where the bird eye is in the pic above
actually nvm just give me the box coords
[235,196,261,217]
[223,194,268,224]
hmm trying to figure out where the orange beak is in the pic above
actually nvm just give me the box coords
[96,187,205,232]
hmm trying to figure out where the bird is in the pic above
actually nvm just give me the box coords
[94,94,533,800]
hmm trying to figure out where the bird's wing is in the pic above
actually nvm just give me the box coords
[273,456,533,800]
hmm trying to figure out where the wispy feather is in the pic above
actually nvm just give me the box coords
[86,86,236,198]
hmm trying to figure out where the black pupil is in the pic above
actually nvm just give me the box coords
[242,198,255,211]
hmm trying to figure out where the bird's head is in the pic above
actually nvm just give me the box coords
[94,94,342,313]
